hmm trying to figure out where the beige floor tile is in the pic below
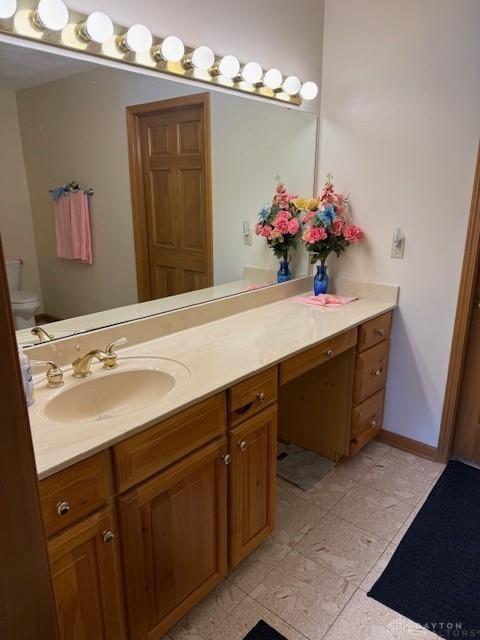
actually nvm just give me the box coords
[278,466,356,511]
[250,549,356,640]
[360,543,397,592]
[210,596,307,640]
[230,485,326,592]
[296,512,388,585]
[336,447,384,481]
[360,456,437,506]
[362,440,392,459]
[332,484,413,540]
[385,449,446,481]
[169,580,245,640]
[324,589,438,639]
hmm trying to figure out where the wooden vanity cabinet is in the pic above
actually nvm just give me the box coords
[48,507,126,640]
[117,437,228,640]
[228,403,277,567]
[349,312,392,455]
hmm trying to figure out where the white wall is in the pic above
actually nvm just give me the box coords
[67,0,324,114]
[16,67,317,319]
[0,89,42,301]
[318,0,480,446]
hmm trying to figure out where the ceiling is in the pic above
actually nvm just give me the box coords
[0,41,95,91]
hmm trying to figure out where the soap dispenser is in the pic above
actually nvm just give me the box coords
[18,348,34,407]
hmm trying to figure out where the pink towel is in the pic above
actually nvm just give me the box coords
[54,191,93,264]
[293,294,358,308]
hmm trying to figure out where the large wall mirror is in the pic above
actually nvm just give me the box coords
[0,40,318,347]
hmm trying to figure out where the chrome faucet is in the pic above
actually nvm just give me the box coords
[72,338,127,378]
[31,326,54,342]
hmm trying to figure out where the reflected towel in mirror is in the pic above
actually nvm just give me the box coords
[54,191,93,264]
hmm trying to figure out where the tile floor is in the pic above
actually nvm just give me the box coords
[166,441,446,640]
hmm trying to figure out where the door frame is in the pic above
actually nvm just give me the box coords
[0,237,58,639]
[437,142,480,462]
[126,92,213,302]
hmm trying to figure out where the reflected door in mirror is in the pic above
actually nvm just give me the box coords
[129,94,213,302]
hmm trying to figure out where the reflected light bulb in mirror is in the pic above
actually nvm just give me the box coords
[34,0,69,31]
[124,24,153,53]
[241,61,263,85]
[159,35,185,62]
[282,75,301,96]
[300,81,319,101]
[0,0,16,19]
[218,55,240,79]
[263,68,283,90]
[82,12,114,44]
[191,46,215,71]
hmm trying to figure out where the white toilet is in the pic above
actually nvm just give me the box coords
[5,258,41,329]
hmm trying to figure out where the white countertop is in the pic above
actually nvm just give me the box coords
[30,292,396,480]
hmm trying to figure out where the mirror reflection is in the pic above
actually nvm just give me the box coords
[0,42,317,347]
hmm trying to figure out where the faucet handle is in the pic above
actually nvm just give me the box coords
[31,360,64,388]
[31,326,54,342]
[103,337,128,369]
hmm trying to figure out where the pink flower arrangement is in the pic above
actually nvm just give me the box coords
[255,182,303,260]
[301,174,364,264]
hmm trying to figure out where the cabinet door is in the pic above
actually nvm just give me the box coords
[229,404,277,568]
[118,438,228,640]
[48,507,125,640]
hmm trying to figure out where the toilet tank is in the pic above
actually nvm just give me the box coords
[5,257,22,293]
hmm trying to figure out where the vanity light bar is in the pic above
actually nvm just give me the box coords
[0,0,319,105]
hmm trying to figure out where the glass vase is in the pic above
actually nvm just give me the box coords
[277,257,291,283]
[313,260,329,295]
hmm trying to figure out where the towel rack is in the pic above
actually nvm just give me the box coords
[49,181,94,197]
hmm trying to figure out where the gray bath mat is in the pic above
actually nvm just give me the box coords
[277,443,335,491]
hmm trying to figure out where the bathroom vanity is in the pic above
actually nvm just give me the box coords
[31,295,394,640]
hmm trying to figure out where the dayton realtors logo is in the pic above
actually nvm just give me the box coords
[387,618,473,638]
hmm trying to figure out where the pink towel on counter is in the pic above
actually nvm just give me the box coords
[54,191,93,264]
[293,294,358,308]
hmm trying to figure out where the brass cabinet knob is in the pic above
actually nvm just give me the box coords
[256,392,265,402]
[56,500,70,516]
[370,419,378,428]
[375,328,385,336]
[238,441,248,452]
[373,368,383,377]
[103,530,115,544]
[326,349,334,358]
[222,454,232,465]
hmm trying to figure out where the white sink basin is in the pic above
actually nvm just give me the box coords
[39,356,189,424]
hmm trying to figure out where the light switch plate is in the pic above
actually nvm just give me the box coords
[391,229,405,259]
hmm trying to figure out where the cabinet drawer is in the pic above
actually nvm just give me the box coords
[113,393,226,493]
[350,389,384,456]
[280,328,357,385]
[358,312,392,352]
[353,340,389,405]
[39,451,113,537]
[228,367,278,426]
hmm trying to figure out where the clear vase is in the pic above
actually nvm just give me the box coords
[277,257,292,283]
[313,260,329,295]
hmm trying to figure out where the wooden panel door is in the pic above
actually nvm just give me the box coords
[118,438,228,640]
[48,507,126,640]
[127,94,213,301]
[0,237,58,640]
[453,271,480,461]
[229,405,277,568]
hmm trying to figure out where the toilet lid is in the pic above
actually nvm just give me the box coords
[11,290,39,304]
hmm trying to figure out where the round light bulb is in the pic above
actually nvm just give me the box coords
[35,0,68,31]
[263,68,283,90]
[0,0,16,19]
[218,55,240,79]
[160,35,185,62]
[300,81,319,101]
[124,24,153,53]
[191,46,215,71]
[83,12,113,44]
[282,75,301,96]
[241,61,263,85]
